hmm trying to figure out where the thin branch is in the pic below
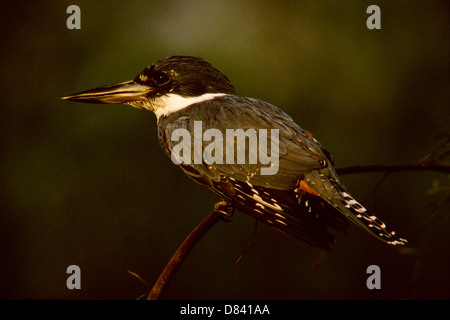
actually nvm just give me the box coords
[147,200,233,300]
[335,162,450,175]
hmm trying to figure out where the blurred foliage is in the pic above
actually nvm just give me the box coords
[0,0,449,299]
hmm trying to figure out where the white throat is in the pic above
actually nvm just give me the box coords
[151,93,227,119]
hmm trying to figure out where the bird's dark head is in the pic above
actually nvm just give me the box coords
[63,56,236,116]
[145,56,235,96]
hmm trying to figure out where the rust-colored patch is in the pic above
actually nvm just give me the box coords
[304,130,315,140]
[299,180,320,197]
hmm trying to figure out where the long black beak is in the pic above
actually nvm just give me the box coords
[62,80,152,104]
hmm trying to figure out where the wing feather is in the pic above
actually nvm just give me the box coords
[159,95,330,190]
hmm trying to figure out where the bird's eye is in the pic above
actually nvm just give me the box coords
[153,71,170,86]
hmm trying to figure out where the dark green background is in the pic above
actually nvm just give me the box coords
[1,1,449,299]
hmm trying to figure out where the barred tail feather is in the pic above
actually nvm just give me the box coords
[304,169,407,246]
[338,190,407,245]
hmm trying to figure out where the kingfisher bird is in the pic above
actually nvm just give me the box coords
[63,56,407,250]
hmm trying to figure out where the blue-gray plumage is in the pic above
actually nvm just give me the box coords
[63,56,407,250]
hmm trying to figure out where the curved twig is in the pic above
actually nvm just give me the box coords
[147,200,233,300]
